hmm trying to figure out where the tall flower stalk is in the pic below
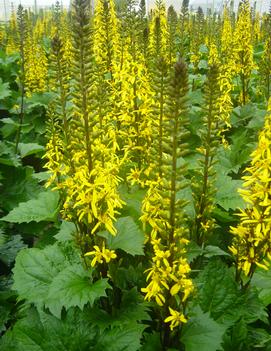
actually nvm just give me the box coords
[141,61,193,347]
[15,5,26,153]
[192,65,222,245]
[234,0,255,105]
[45,0,123,272]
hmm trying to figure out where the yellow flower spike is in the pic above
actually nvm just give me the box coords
[234,0,255,105]
[148,0,169,60]
[93,0,121,72]
[230,100,271,276]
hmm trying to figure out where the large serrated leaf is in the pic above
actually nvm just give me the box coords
[12,243,109,318]
[0,308,97,351]
[99,216,145,255]
[196,259,241,322]
[46,264,110,318]
[54,221,76,242]
[12,244,67,307]
[93,323,145,351]
[181,307,227,351]
[195,259,267,326]
[1,191,59,223]
[0,79,11,100]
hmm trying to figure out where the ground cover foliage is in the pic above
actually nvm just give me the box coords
[1,0,271,349]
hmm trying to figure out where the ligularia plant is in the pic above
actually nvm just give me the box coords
[2,1,271,350]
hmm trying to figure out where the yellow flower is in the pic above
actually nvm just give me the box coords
[85,245,104,267]
[102,247,117,263]
[85,244,117,267]
[127,168,143,186]
[141,275,166,306]
[164,307,187,330]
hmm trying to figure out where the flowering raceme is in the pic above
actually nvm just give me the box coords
[148,0,169,61]
[93,0,121,72]
[192,65,223,244]
[230,99,271,277]
[45,0,123,269]
[141,61,193,331]
[111,47,154,173]
[234,0,255,105]
[24,23,48,96]
[6,10,18,54]
[218,7,235,128]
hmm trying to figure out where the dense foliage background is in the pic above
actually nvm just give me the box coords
[1,0,271,350]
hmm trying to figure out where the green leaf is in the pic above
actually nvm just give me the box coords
[212,208,235,223]
[176,183,195,219]
[112,288,150,326]
[1,117,29,127]
[25,92,54,110]
[196,259,241,322]
[99,216,145,256]
[0,165,43,211]
[196,259,268,326]
[0,308,97,351]
[87,288,149,331]
[119,185,146,220]
[46,264,110,318]
[1,117,29,138]
[12,244,67,307]
[231,103,258,126]
[239,288,267,324]
[181,307,227,351]
[12,243,109,318]
[223,318,248,351]
[203,245,230,258]
[251,268,271,306]
[198,59,208,70]
[215,174,245,211]
[0,304,12,333]
[0,141,21,167]
[216,131,255,175]
[54,221,76,242]
[0,79,11,100]
[1,191,59,223]
[32,172,51,182]
[93,323,145,351]
[109,262,146,290]
[0,234,26,266]
[199,44,208,54]
[18,143,44,158]
[247,327,271,349]
[140,333,162,351]
[247,109,266,129]
[186,241,202,263]
[188,90,203,106]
